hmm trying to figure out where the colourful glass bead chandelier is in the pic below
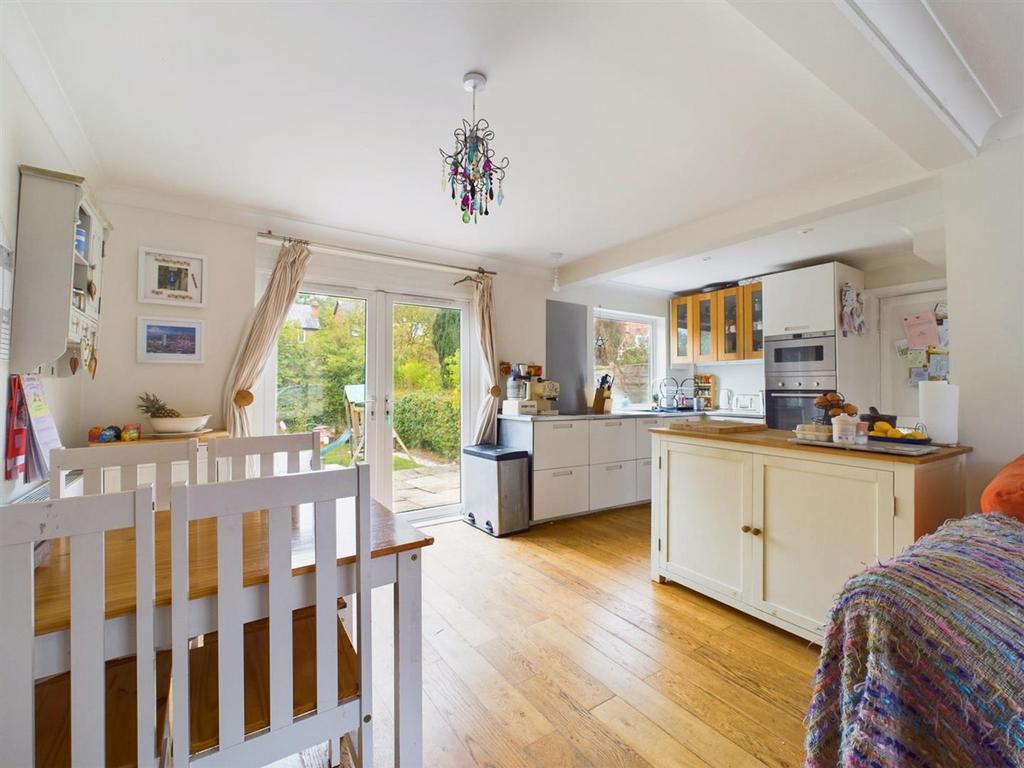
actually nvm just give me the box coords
[440,72,509,224]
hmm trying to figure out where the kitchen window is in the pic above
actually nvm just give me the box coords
[593,309,663,409]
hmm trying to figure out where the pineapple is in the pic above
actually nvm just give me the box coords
[137,393,181,418]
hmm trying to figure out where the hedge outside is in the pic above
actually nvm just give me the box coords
[393,391,461,459]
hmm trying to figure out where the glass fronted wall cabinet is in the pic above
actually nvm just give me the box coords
[743,282,764,359]
[670,295,694,364]
[668,281,763,363]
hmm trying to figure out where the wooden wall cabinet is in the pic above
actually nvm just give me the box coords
[742,282,764,360]
[669,295,695,364]
[694,292,718,362]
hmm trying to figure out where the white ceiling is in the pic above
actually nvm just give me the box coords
[610,187,943,292]
[21,1,917,267]
[927,0,1024,116]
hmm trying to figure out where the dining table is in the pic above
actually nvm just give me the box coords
[31,497,433,767]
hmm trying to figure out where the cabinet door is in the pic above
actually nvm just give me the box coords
[636,457,653,502]
[716,287,743,361]
[590,460,638,510]
[695,292,718,362]
[589,419,636,464]
[533,420,590,470]
[670,296,694,364]
[762,263,836,336]
[742,283,763,359]
[659,441,752,600]
[749,455,894,633]
[634,417,662,459]
[533,466,589,521]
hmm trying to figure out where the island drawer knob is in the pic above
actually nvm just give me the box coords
[741,525,752,533]
[751,527,762,536]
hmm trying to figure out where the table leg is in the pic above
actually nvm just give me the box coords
[394,550,423,767]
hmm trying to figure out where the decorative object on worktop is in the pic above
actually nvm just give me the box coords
[138,247,207,307]
[693,373,715,410]
[592,372,613,414]
[137,392,211,434]
[439,72,509,224]
[137,316,203,363]
[813,391,857,424]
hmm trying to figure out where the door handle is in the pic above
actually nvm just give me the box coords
[751,527,762,536]
[741,525,752,533]
[552,470,573,477]
[553,423,573,430]
[604,421,622,427]
[605,464,623,471]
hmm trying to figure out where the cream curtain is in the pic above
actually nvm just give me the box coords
[222,240,312,436]
[471,274,500,445]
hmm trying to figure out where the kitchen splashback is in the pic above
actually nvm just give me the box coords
[546,299,589,414]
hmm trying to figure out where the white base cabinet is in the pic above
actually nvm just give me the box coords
[533,465,590,522]
[652,431,965,643]
[590,460,637,510]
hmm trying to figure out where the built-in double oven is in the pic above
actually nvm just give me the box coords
[764,332,837,430]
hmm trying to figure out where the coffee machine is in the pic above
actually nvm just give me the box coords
[503,364,537,416]
[528,378,560,415]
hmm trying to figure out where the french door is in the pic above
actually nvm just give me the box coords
[271,286,468,519]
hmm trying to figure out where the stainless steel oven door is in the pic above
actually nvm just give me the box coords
[765,333,836,376]
[765,391,825,431]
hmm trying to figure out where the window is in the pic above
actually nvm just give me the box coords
[594,309,662,409]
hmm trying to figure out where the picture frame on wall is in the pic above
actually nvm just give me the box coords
[138,247,207,307]
[137,316,204,364]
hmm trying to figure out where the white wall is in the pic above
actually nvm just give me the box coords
[943,136,1024,509]
[0,50,85,499]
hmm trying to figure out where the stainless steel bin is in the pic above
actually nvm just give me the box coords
[462,444,530,536]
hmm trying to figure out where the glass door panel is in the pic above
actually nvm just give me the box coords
[670,296,693,364]
[388,300,463,514]
[276,291,369,467]
[717,287,742,360]
[696,292,717,362]
[744,282,764,359]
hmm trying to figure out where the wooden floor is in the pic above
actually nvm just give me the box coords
[301,504,821,768]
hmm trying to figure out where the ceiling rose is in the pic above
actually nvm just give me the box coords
[439,71,509,224]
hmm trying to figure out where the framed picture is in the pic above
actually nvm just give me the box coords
[138,247,207,307]
[137,316,204,364]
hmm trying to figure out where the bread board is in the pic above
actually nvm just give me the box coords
[667,420,768,434]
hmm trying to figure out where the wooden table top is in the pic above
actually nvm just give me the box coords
[33,500,433,636]
[88,430,230,446]
[649,426,972,466]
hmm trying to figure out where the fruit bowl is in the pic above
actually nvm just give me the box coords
[868,433,932,446]
[149,415,211,434]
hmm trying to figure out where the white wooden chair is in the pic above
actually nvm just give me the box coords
[170,465,372,767]
[0,487,167,767]
[50,439,199,510]
[206,431,321,482]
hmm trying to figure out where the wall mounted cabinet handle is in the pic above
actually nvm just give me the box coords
[751,527,762,536]
[741,525,752,533]
[552,470,573,477]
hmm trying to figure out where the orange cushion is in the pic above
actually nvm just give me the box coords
[980,453,1024,522]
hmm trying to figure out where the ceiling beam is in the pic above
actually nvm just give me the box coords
[560,163,937,286]
[728,0,977,171]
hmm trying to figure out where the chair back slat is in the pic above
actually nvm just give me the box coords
[50,440,198,509]
[206,432,321,482]
[0,488,155,768]
[0,542,35,765]
[70,530,106,766]
[268,505,293,731]
[170,466,368,765]
[355,463,374,764]
[217,512,245,749]
[314,497,339,714]
[134,485,158,768]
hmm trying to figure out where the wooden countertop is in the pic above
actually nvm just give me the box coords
[33,500,433,636]
[649,427,972,466]
[89,430,229,446]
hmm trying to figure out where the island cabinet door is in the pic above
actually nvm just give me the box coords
[659,442,753,601]
[748,455,895,633]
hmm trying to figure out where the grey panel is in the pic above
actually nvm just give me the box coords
[546,299,589,415]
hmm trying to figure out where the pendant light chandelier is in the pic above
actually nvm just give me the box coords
[440,72,509,224]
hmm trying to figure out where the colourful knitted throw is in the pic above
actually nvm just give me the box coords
[805,513,1024,768]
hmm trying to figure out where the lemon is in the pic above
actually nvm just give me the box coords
[906,431,927,440]
[872,421,892,434]
[868,430,887,437]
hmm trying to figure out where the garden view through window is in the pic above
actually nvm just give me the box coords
[276,292,462,513]
[594,311,654,408]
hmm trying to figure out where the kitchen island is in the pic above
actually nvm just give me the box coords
[649,425,971,642]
